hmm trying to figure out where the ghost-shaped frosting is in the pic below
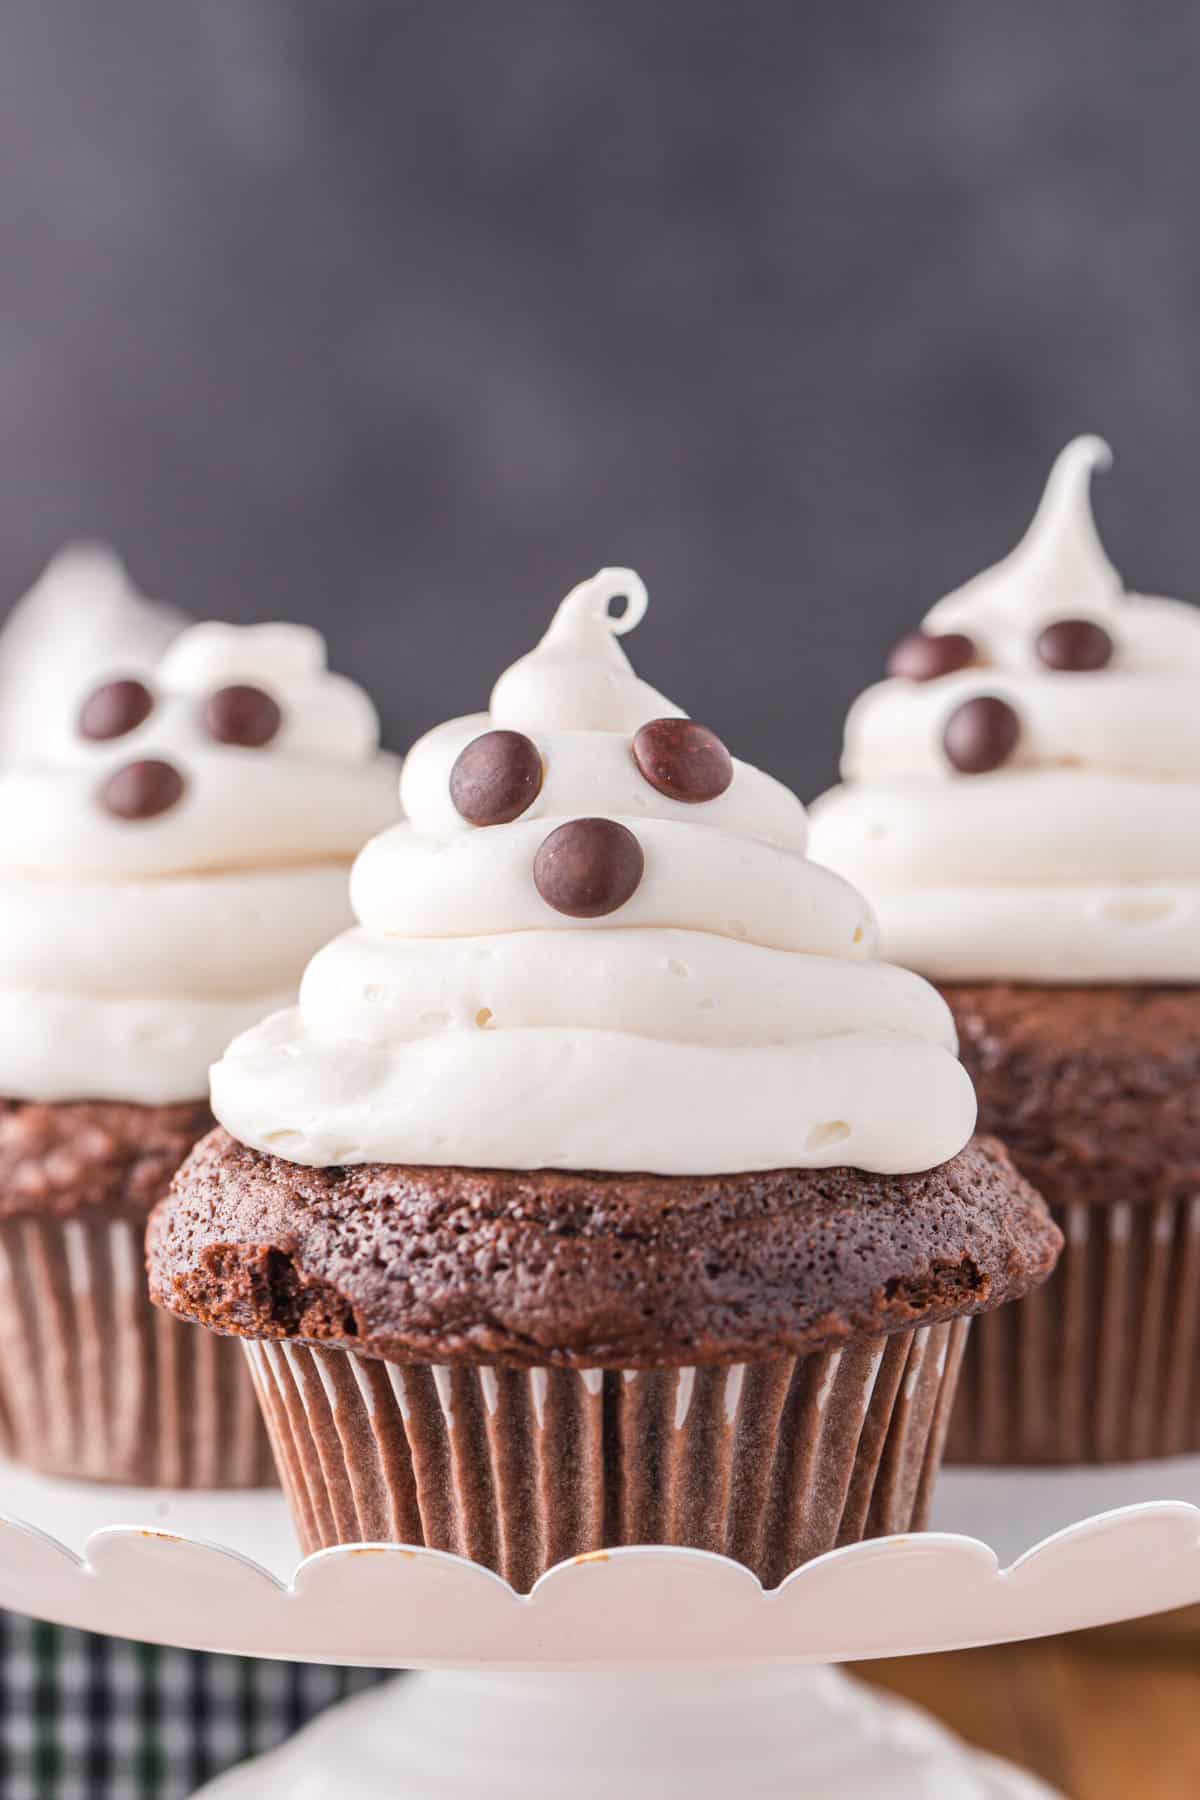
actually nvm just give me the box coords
[212,569,975,1177]
[809,438,1200,981]
[0,600,399,1104]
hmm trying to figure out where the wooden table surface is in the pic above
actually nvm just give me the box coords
[853,1607,1200,1799]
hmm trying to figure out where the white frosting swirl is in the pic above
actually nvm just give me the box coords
[213,568,975,1175]
[0,617,399,1103]
[809,437,1200,981]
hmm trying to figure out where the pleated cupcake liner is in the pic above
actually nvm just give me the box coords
[244,1316,969,1591]
[947,1194,1200,1464]
[0,1216,274,1486]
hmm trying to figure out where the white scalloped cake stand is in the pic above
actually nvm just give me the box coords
[2,1457,1198,1797]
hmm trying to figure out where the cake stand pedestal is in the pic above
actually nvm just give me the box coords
[193,1665,1056,1798]
[1,1457,1198,1798]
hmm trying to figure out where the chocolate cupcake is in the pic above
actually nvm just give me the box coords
[0,588,397,1484]
[149,570,1058,1579]
[810,437,1200,1463]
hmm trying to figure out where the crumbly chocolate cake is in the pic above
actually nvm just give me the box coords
[943,985,1200,1462]
[149,1131,1060,1369]
[0,1097,214,1220]
[0,1096,274,1486]
[944,985,1200,1211]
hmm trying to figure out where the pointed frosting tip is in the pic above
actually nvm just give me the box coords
[1012,432,1119,591]
[490,567,684,734]
[546,567,649,642]
[1035,434,1113,516]
[926,435,1122,627]
[1061,433,1112,473]
[40,542,137,598]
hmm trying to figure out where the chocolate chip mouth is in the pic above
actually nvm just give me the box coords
[100,758,186,820]
[942,694,1021,775]
[533,817,645,917]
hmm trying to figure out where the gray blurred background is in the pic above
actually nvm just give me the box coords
[0,0,1195,796]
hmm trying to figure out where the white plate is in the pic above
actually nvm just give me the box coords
[0,1457,1198,1668]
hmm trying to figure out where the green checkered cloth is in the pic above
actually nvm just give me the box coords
[0,1610,388,1798]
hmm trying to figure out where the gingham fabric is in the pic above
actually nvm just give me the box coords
[0,1611,389,1799]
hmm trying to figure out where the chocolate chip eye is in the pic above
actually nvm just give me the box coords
[450,730,543,826]
[1036,618,1114,672]
[943,695,1021,774]
[632,718,733,803]
[100,758,185,819]
[203,684,282,748]
[887,631,976,682]
[78,679,154,742]
[533,818,644,918]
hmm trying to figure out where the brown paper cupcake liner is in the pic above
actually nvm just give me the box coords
[0,1216,274,1486]
[947,1195,1200,1464]
[245,1316,969,1591]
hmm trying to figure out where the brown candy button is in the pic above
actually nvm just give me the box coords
[887,631,976,682]
[632,718,733,803]
[203,684,283,748]
[100,758,185,819]
[78,679,154,742]
[1036,618,1114,672]
[450,729,543,825]
[533,818,644,918]
[943,695,1020,774]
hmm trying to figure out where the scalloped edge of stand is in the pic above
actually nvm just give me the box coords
[0,1499,1197,1666]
